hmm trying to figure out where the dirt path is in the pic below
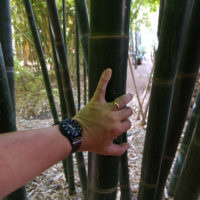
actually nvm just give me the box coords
[126,59,153,95]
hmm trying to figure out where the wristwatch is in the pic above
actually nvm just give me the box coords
[59,118,82,153]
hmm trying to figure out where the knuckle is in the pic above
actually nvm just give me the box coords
[97,87,104,94]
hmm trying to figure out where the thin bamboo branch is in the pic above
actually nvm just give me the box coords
[128,55,145,125]
[75,17,81,111]
[137,65,154,120]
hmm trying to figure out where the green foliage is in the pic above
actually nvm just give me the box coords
[14,56,60,119]
[130,0,159,30]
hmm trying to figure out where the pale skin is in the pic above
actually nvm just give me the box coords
[0,68,133,198]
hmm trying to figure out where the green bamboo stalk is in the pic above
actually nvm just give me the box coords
[155,1,200,199]
[75,17,81,111]
[75,15,88,199]
[137,1,192,199]
[83,61,87,105]
[74,0,89,67]
[47,0,87,195]
[49,21,69,183]
[24,0,59,123]
[173,117,200,200]
[168,89,200,197]
[0,0,27,198]
[48,11,76,195]
[62,0,67,49]
[119,133,132,200]
[49,22,68,120]
[87,1,131,199]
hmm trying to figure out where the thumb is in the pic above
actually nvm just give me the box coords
[105,143,129,156]
[91,68,112,103]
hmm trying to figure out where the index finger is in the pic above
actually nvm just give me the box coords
[91,68,112,103]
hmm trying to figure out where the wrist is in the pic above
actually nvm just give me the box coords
[58,118,82,153]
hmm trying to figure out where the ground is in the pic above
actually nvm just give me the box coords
[16,60,173,200]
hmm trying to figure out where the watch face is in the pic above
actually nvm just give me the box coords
[61,119,82,139]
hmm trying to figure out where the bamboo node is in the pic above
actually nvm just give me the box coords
[163,155,174,160]
[193,137,200,146]
[152,77,174,85]
[140,179,157,188]
[177,71,199,78]
[89,35,129,39]
[87,180,117,194]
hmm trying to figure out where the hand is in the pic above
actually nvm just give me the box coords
[73,68,133,156]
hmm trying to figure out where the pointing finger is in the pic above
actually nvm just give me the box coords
[91,68,112,103]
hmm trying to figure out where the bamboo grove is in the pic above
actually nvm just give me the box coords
[0,0,200,199]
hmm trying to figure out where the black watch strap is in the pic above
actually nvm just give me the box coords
[58,119,82,153]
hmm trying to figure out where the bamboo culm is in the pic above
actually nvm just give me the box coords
[174,117,200,200]
[74,0,89,68]
[49,21,70,183]
[88,1,131,199]
[119,133,132,200]
[75,17,81,111]
[138,0,192,199]
[47,0,87,195]
[155,1,200,198]
[168,89,200,197]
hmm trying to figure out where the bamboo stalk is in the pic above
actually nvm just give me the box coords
[119,133,132,200]
[75,17,81,111]
[24,0,59,123]
[0,0,27,198]
[155,1,200,199]
[47,0,87,195]
[87,1,131,199]
[83,61,87,105]
[168,89,200,197]
[62,0,67,49]
[74,0,89,67]
[0,0,15,106]
[49,22,70,183]
[136,66,154,120]
[174,117,200,200]
[75,15,87,200]
[137,0,192,199]
[128,55,145,125]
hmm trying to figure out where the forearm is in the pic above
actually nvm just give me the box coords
[0,125,71,198]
